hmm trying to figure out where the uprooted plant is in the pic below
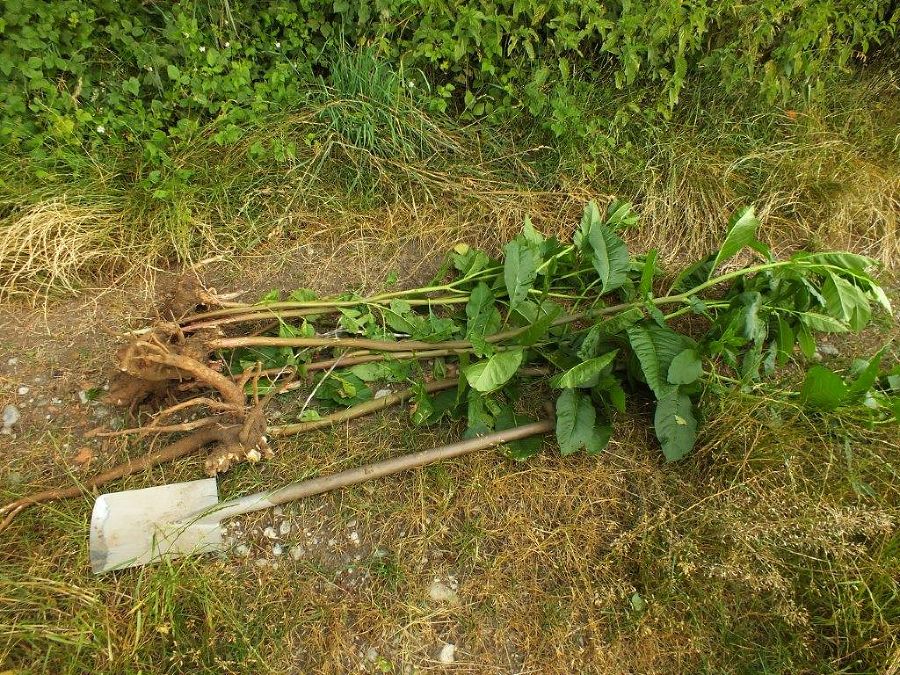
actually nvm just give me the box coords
[1,201,896,531]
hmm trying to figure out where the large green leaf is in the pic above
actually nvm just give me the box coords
[578,308,645,359]
[551,350,618,388]
[653,386,697,462]
[667,349,702,385]
[847,347,886,399]
[775,315,795,365]
[822,273,871,330]
[465,282,502,356]
[503,239,539,312]
[555,389,611,455]
[463,349,524,392]
[800,312,849,334]
[495,406,542,460]
[588,222,629,293]
[710,206,760,277]
[800,365,848,410]
[514,300,562,347]
[626,324,689,396]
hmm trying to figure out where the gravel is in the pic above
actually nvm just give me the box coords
[263,526,278,539]
[428,580,458,604]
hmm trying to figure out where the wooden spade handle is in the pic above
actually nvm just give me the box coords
[204,419,553,522]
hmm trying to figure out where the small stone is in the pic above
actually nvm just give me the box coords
[349,531,360,545]
[17,386,29,396]
[51,398,62,405]
[254,559,269,568]
[374,388,391,399]
[273,505,283,516]
[6,358,18,367]
[328,538,337,546]
[818,343,839,357]
[279,521,291,536]
[365,647,378,662]
[234,544,250,557]
[263,526,278,539]
[77,390,89,404]
[438,643,456,665]
[347,519,358,528]
[428,581,458,604]
[273,543,285,556]
[2,405,20,428]
[289,546,305,560]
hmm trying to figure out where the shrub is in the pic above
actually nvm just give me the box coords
[0,0,896,162]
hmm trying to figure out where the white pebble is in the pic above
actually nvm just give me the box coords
[273,506,283,516]
[438,643,456,665]
[263,526,278,539]
[17,386,29,396]
[51,398,62,405]
[279,521,291,536]
[349,531,360,545]
[365,647,378,662]
[428,581,458,604]
[2,404,20,428]
[234,544,250,557]
[290,546,305,560]
[6,358,18,367]
[327,538,337,547]
[374,388,391,399]
[347,519,358,528]
[254,559,270,568]
[77,390,89,404]
[273,543,284,556]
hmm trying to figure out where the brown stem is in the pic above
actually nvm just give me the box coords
[268,377,459,436]
[0,424,240,533]
[146,353,246,408]
[88,417,216,438]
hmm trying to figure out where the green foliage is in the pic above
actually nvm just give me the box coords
[1,0,896,160]
[214,200,893,463]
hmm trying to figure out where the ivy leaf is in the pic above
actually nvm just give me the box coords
[551,350,618,388]
[588,222,630,294]
[823,273,871,330]
[800,365,848,410]
[555,389,610,455]
[503,239,539,312]
[710,206,760,277]
[653,386,697,461]
[463,349,524,392]
[667,349,702,385]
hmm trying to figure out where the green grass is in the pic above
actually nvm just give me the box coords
[2,52,897,299]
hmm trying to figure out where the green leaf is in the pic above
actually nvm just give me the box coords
[822,273,871,330]
[503,239,539,312]
[654,386,697,462]
[626,324,689,397]
[775,316,795,365]
[847,347,886,399]
[639,249,658,297]
[551,350,618,388]
[495,407,542,460]
[605,200,639,229]
[795,251,874,274]
[578,308,645,359]
[667,349,702,385]
[463,349,524,392]
[796,322,816,358]
[800,365,848,410]
[800,312,849,334]
[588,222,630,294]
[514,301,561,347]
[670,253,715,293]
[575,201,602,250]
[465,282,501,356]
[522,216,544,247]
[555,389,610,455]
[710,206,760,277]
[258,289,281,305]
